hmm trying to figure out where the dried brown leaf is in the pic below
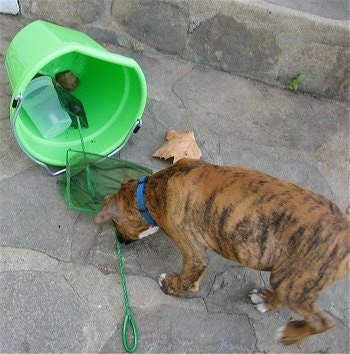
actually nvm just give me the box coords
[152,130,202,163]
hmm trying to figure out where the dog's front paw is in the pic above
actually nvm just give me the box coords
[158,273,182,296]
[158,273,168,289]
[249,289,264,304]
[248,289,269,313]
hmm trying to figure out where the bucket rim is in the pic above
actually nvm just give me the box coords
[7,44,145,119]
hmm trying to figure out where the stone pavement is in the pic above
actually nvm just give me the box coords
[12,0,349,101]
[0,13,349,354]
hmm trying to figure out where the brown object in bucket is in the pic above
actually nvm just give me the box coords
[55,70,79,91]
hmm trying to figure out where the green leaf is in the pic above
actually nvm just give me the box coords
[287,73,306,91]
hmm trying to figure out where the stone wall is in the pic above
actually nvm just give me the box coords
[19,0,350,100]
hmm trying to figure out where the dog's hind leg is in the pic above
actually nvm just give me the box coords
[275,302,336,345]
[268,268,336,344]
[249,285,336,344]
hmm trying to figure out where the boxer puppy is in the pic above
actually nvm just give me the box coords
[95,158,349,345]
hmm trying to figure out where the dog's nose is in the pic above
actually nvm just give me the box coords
[119,235,136,245]
[113,221,136,245]
[122,238,135,245]
[115,230,135,245]
[116,232,126,243]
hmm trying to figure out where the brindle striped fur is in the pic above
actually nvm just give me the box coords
[95,158,350,345]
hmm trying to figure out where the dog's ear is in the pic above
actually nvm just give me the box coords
[94,196,124,224]
[121,178,135,186]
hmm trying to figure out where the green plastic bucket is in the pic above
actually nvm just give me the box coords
[5,20,147,173]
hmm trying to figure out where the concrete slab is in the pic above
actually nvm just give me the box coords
[0,13,349,354]
[14,0,350,100]
[265,0,350,20]
[0,0,20,15]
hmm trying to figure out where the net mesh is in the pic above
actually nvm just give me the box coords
[58,150,153,215]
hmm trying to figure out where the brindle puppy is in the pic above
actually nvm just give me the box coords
[95,158,349,345]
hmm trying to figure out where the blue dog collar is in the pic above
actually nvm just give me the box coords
[136,176,158,227]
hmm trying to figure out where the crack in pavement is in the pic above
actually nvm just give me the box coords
[0,267,92,311]
[61,273,93,311]
[171,65,195,109]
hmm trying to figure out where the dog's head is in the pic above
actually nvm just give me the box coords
[94,180,158,243]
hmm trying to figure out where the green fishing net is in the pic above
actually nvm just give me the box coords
[57,152,148,353]
[58,149,153,215]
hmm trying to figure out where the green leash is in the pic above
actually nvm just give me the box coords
[114,230,139,353]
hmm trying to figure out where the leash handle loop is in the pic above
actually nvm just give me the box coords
[115,230,139,353]
[122,313,138,353]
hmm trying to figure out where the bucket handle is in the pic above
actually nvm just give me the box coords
[11,93,67,176]
[11,94,143,176]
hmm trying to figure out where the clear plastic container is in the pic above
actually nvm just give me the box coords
[22,76,71,139]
